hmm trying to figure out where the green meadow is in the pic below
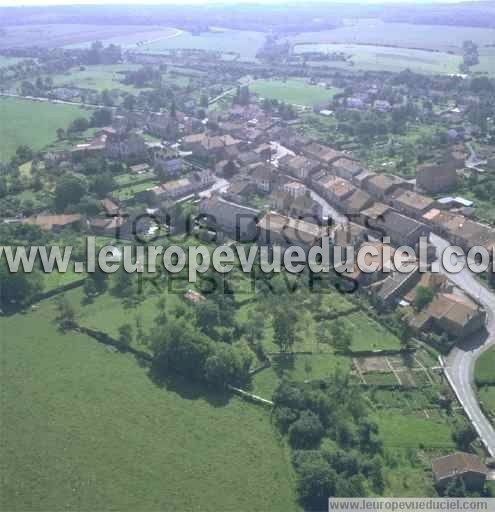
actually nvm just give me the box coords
[475,346,495,386]
[0,297,299,512]
[51,64,149,93]
[0,97,92,162]
[250,78,341,107]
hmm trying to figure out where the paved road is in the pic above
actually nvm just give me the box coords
[466,142,487,173]
[431,234,495,456]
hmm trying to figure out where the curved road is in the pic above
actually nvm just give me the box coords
[431,234,495,456]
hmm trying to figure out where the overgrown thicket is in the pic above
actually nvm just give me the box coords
[272,371,385,509]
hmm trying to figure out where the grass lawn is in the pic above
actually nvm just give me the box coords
[0,97,92,162]
[479,386,495,424]
[374,411,455,450]
[252,353,351,399]
[112,179,159,201]
[343,312,402,352]
[294,43,462,75]
[250,79,340,107]
[475,346,495,386]
[50,64,150,93]
[0,298,299,512]
[42,264,84,292]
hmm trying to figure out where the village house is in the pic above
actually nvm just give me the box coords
[71,133,107,158]
[182,133,241,161]
[105,131,147,162]
[346,97,365,110]
[363,174,408,201]
[222,177,257,204]
[345,241,397,287]
[342,189,374,215]
[199,194,260,242]
[432,453,488,492]
[390,190,437,220]
[407,282,486,339]
[423,209,495,252]
[287,194,324,224]
[373,100,392,112]
[359,202,391,228]
[278,154,320,180]
[236,150,263,168]
[24,214,83,232]
[269,191,291,212]
[88,215,127,237]
[146,112,179,140]
[129,163,150,174]
[302,142,343,167]
[331,157,364,182]
[368,209,430,247]
[372,265,421,307]
[277,132,312,153]
[416,157,460,194]
[331,222,368,251]
[283,181,306,199]
[100,198,119,216]
[148,170,214,203]
[250,164,275,194]
[258,212,329,249]
[253,143,273,160]
[352,170,377,188]
[314,175,356,207]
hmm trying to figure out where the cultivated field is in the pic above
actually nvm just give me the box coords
[250,78,341,107]
[0,97,92,162]
[472,47,495,77]
[289,19,495,52]
[0,298,299,512]
[65,27,181,49]
[139,28,266,62]
[0,24,176,49]
[294,43,462,75]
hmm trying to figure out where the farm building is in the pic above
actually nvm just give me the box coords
[432,453,488,492]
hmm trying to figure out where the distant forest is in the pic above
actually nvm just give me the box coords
[0,2,494,31]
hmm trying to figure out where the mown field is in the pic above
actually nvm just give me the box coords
[294,43,462,75]
[0,297,299,512]
[250,79,341,107]
[0,97,92,162]
[374,411,456,450]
